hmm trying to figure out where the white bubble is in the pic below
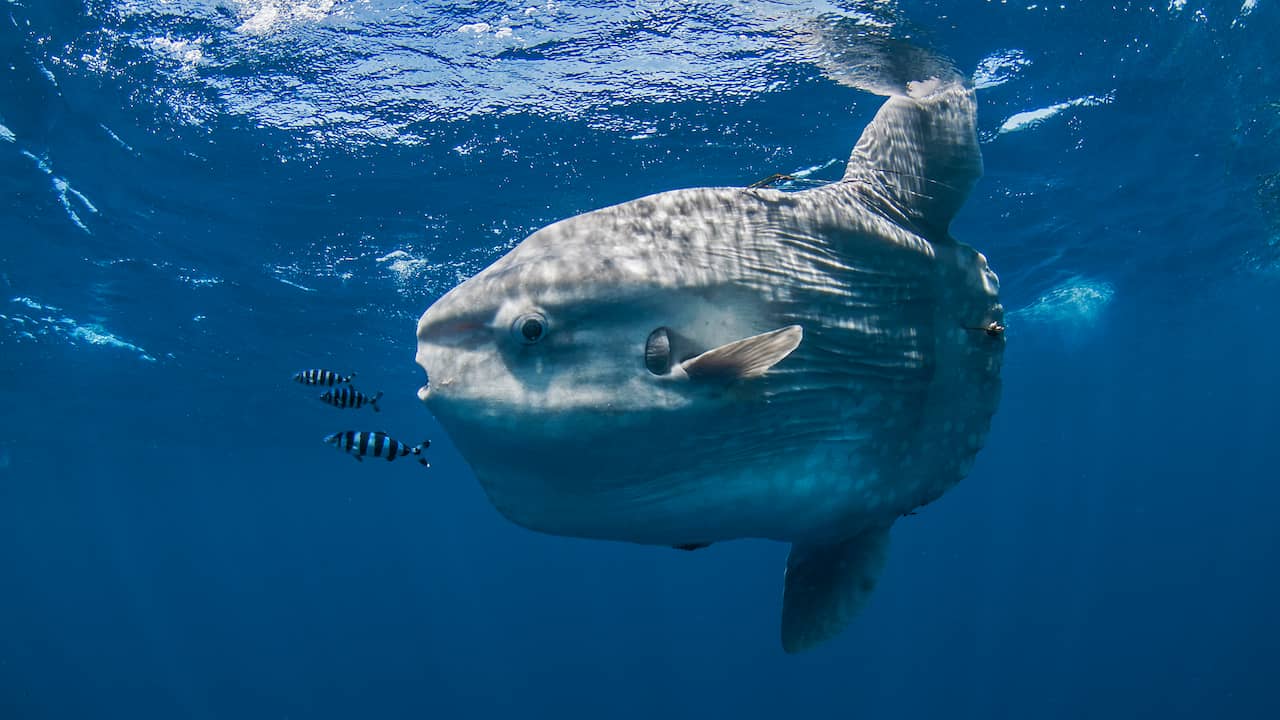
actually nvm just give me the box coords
[998,93,1114,135]
[972,49,1031,90]
[1009,277,1116,338]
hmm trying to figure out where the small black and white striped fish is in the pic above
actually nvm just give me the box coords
[320,388,382,412]
[325,431,430,466]
[293,369,356,386]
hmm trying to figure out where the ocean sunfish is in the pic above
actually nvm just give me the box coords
[414,83,1004,653]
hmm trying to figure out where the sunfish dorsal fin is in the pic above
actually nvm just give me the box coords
[842,82,981,237]
[680,325,802,382]
[781,527,891,654]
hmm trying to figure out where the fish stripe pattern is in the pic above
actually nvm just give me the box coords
[324,431,430,466]
[318,387,381,411]
[294,369,356,386]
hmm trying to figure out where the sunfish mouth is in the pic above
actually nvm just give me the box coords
[417,375,461,404]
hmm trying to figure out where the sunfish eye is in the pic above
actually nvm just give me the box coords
[645,326,672,375]
[512,312,548,344]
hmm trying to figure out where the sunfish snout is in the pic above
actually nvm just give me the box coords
[415,302,478,408]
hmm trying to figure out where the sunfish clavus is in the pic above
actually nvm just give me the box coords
[415,83,1004,653]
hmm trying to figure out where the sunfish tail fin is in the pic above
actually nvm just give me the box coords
[842,83,981,238]
[781,527,891,654]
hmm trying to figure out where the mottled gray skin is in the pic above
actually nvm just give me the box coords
[416,84,1004,652]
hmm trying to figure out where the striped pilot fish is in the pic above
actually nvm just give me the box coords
[320,387,383,412]
[293,368,356,386]
[325,431,430,466]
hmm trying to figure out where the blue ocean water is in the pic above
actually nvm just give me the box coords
[2,0,1279,717]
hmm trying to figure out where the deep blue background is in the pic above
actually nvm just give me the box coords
[3,1,1279,718]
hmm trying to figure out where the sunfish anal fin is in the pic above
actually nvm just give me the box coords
[842,83,981,238]
[781,527,891,654]
[680,325,802,382]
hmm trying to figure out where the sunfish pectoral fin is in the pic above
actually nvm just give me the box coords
[842,83,980,238]
[679,325,802,382]
[781,527,891,654]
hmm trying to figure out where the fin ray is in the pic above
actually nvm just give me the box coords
[680,325,802,381]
